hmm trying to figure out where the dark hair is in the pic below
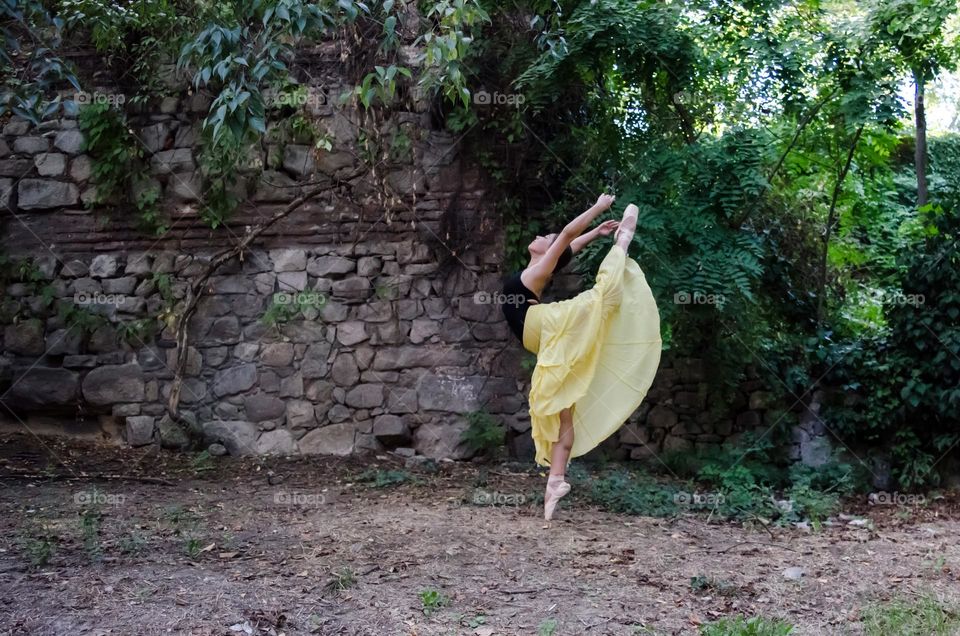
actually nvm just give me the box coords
[554,245,574,271]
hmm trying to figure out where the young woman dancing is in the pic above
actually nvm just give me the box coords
[502,194,662,520]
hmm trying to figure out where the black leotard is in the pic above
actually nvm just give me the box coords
[501,246,572,344]
[501,272,539,343]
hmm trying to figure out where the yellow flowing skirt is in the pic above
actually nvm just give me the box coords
[522,244,662,466]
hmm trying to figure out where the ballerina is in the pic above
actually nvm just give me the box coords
[501,194,662,520]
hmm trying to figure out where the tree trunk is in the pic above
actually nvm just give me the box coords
[914,70,928,208]
[817,125,864,326]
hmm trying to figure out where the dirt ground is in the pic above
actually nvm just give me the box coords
[0,432,958,636]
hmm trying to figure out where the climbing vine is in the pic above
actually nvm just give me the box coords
[77,102,165,234]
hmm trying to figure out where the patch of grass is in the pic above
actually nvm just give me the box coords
[698,615,794,635]
[861,594,960,636]
[457,613,487,628]
[418,588,449,616]
[356,468,418,488]
[118,529,148,555]
[162,504,191,524]
[190,450,215,474]
[79,508,103,562]
[783,483,839,527]
[324,567,357,595]
[162,505,201,534]
[569,454,861,527]
[219,529,237,550]
[19,527,56,568]
[461,410,505,455]
[586,468,680,517]
[183,536,203,560]
[565,463,591,484]
[537,618,559,636]
[690,575,739,596]
[471,466,489,488]
[921,552,949,577]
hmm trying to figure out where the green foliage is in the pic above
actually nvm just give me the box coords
[116,318,157,346]
[195,140,244,228]
[537,619,558,636]
[58,0,187,98]
[324,566,357,594]
[352,64,414,109]
[56,301,104,336]
[59,0,180,54]
[418,588,449,615]
[589,436,864,523]
[699,615,794,636]
[457,613,488,629]
[824,196,960,487]
[461,410,504,454]
[415,0,490,107]
[174,0,350,223]
[183,536,203,560]
[0,0,81,123]
[260,291,327,328]
[79,505,103,562]
[190,450,215,474]
[861,594,960,636]
[78,102,166,234]
[690,575,738,597]
[477,0,958,480]
[0,256,56,323]
[177,0,338,147]
[868,0,958,83]
[355,468,416,488]
[18,525,56,568]
[586,468,680,517]
[118,529,148,555]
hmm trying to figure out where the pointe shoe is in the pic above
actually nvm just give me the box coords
[614,204,638,244]
[544,476,571,521]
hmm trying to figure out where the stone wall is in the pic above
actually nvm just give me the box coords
[0,45,826,466]
[0,43,524,460]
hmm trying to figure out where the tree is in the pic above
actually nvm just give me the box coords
[869,0,958,207]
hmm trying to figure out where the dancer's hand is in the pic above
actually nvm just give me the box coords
[597,220,619,237]
[595,193,615,211]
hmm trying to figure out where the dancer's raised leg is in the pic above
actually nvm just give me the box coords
[544,407,574,520]
[615,203,638,250]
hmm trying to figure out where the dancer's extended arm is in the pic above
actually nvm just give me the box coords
[570,220,619,254]
[528,193,615,279]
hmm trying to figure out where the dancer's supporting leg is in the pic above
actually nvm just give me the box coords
[544,407,574,520]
